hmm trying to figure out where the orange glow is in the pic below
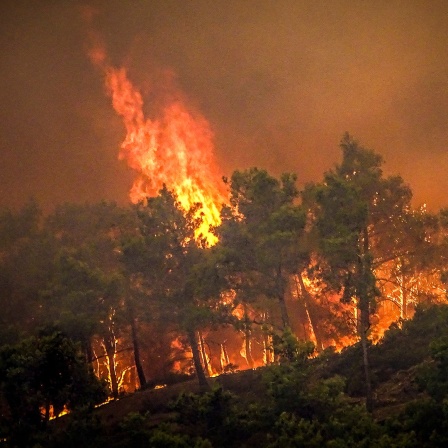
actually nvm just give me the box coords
[82,35,448,387]
[47,405,69,421]
[371,263,447,342]
[88,43,227,245]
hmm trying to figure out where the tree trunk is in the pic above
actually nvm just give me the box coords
[130,316,146,389]
[222,344,230,367]
[83,336,94,364]
[262,313,273,365]
[243,303,254,368]
[359,226,373,412]
[187,328,209,388]
[399,266,408,319]
[198,330,211,376]
[402,286,407,319]
[275,264,290,328]
[277,294,290,329]
[296,273,324,352]
[359,299,373,412]
[103,334,119,399]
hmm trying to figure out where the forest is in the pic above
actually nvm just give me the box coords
[2,134,448,447]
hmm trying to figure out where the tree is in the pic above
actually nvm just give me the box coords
[0,328,106,445]
[0,199,54,344]
[122,187,228,387]
[374,205,440,326]
[0,198,40,250]
[307,133,414,411]
[42,202,140,397]
[217,168,307,335]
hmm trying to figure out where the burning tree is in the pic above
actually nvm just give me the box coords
[373,205,442,337]
[87,39,227,246]
[122,187,232,387]
[215,168,308,363]
[306,133,417,411]
[42,202,139,398]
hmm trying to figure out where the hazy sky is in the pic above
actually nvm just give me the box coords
[1,0,447,211]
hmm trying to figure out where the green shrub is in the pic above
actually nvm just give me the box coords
[119,411,151,445]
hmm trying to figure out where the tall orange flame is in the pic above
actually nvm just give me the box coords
[88,41,226,244]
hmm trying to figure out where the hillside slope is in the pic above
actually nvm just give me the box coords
[50,304,448,447]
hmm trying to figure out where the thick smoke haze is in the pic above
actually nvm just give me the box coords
[1,1,447,211]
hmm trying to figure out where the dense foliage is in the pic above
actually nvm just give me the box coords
[7,304,448,447]
[1,135,448,445]
[0,328,106,446]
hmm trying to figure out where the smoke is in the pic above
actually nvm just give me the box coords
[82,14,227,243]
[0,1,447,211]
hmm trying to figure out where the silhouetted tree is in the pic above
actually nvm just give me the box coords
[122,187,230,387]
[0,328,106,445]
[307,133,414,411]
[217,168,307,332]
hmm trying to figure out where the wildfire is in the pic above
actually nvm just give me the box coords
[81,20,448,395]
[87,41,226,245]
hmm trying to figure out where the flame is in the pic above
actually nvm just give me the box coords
[87,41,226,245]
[82,28,448,386]
[47,404,69,421]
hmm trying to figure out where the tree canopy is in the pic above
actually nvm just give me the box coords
[0,135,446,432]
